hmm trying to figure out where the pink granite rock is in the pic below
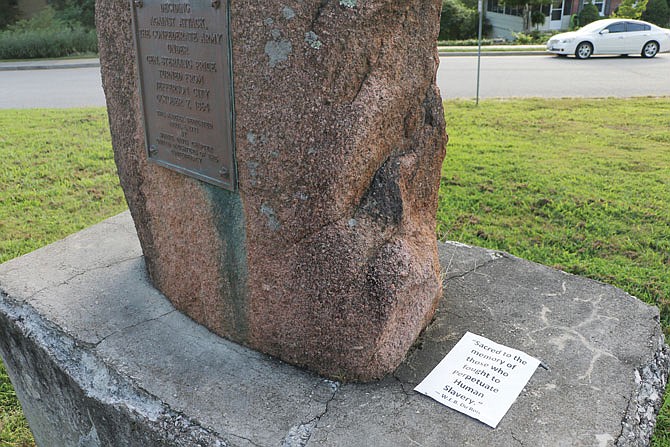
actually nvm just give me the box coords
[96,0,447,381]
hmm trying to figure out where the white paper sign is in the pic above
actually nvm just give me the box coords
[414,332,540,428]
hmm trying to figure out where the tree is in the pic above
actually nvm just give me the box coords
[531,9,546,28]
[612,0,649,19]
[641,0,670,26]
[502,0,551,31]
[576,1,601,26]
[47,0,95,29]
[439,0,479,40]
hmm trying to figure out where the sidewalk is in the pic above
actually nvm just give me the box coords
[438,44,546,56]
[0,57,100,71]
[0,45,547,71]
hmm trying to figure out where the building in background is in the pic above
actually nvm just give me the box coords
[487,0,624,38]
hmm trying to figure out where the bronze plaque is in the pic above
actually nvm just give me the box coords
[130,0,236,190]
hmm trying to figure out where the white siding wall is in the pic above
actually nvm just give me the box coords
[487,12,525,39]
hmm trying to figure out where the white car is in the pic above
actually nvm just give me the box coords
[546,19,670,59]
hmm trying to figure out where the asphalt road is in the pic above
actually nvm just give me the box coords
[0,67,105,109]
[438,53,670,99]
[1,53,669,108]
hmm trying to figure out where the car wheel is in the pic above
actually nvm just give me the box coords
[575,42,593,59]
[642,41,659,58]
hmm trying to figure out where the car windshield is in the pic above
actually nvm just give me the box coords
[579,21,607,32]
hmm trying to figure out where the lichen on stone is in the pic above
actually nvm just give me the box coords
[264,39,293,68]
[260,203,281,231]
[339,0,357,8]
[304,31,322,50]
[282,6,296,19]
[246,161,259,185]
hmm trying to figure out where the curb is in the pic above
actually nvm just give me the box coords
[439,50,547,57]
[0,60,100,71]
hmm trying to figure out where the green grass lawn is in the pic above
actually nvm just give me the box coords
[0,108,126,446]
[0,100,668,445]
[439,98,670,446]
[0,109,126,264]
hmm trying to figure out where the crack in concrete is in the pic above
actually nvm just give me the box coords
[93,309,177,348]
[440,248,507,284]
[3,287,230,446]
[397,379,415,398]
[228,432,263,447]
[510,430,524,446]
[0,292,165,419]
[404,434,426,446]
[18,255,143,302]
[282,379,340,447]
[616,390,634,445]
[391,372,417,398]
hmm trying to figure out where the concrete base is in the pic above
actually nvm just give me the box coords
[0,212,668,447]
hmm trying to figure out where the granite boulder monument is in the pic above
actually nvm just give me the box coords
[96,0,447,381]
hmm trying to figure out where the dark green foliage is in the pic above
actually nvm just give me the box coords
[569,13,580,29]
[513,30,557,43]
[439,0,480,40]
[0,0,96,60]
[531,10,546,27]
[0,7,97,59]
[613,0,648,19]
[0,0,20,30]
[48,0,95,29]
[438,38,498,45]
[641,0,670,26]
[5,7,61,32]
[0,27,97,59]
[576,1,601,26]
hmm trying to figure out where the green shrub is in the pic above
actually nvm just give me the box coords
[5,6,62,32]
[613,0,649,18]
[0,7,97,59]
[48,0,96,29]
[531,10,547,28]
[439,0,480,40]
[513,32,535,44]
[641,0,670,26]
[438,38,499,46]
[0,27,97,59]
[575,2,601,26]
[512,30,558,44]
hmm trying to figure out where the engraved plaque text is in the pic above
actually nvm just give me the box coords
[131,0,235,190]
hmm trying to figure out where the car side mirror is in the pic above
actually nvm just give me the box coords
[600,29,610,35]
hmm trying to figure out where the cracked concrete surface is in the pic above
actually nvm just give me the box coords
[0,213,668,446]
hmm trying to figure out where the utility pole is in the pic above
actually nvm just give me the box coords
[476,0,483,105]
